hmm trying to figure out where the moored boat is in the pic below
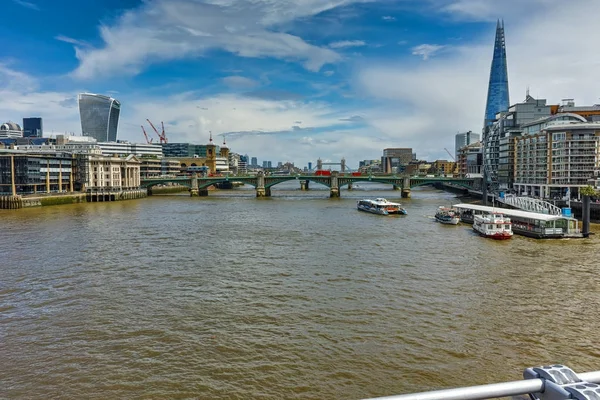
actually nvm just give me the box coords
[435,206,460,225]
[473,212,513,240]
[357,198,407,215]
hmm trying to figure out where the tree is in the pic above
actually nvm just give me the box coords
[580,185,598,197]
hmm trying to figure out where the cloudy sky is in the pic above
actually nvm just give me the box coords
[3,0,600,168]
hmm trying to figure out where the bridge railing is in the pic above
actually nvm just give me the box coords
[362,366,600,400]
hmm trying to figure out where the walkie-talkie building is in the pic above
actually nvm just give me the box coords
[78,93,121,142]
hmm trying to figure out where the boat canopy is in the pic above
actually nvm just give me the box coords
[453,203,573,222]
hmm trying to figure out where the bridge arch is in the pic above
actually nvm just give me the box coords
[264,176,332,189]
[141,179,192,189]
[409,180,473,190]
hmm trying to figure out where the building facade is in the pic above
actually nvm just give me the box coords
[382,148,413,174]
[430,160,456,176]
[455,131,480,161]
[22,117,43,138]
[161,142,220,158]
[98,141,163,158]
[0,151,74,195]
[78,93,121,142]
[82,154,140,191]
[514,122,600,199]
[0,122,23,139]
[485,96,554,190]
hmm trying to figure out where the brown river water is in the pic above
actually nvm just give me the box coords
[1,183,599,399]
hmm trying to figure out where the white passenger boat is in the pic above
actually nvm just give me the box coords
[435,206,460,225]
[453,203,582,239]
[357,198,407,215]
[472,212,513,240]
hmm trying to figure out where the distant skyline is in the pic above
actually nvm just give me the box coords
[2,0,600,166]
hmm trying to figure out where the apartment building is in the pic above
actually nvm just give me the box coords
[514,122,600,199]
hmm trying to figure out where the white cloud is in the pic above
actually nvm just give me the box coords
[357,0,600,160]
[70,0,371,79]
[55,35,90,47]
[0,66,80,134]
[329,40,366,49]
[382,15,396,21]
[411,44,445,60]
[222,76,260,89]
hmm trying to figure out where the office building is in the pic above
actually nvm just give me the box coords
[23,117,43,138]
[457,141,483,179]
[455,131,480,160]
[0,122,23,139]
[78,93,121,142]
[381,148,413,174]
[0,151,73,194]
[251,157,258,167]
[161,143,218,158]
[98,141,163,158]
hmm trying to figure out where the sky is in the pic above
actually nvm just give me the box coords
[3,0,600,168]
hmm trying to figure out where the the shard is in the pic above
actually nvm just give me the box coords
[483,20,509,127]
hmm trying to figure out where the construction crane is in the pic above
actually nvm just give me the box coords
[146,119,168,144]
[140,125,153,144]
[444,148,456,161]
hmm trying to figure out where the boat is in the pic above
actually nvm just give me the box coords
[357,198,407,215]
[435,206,460,225]
[454,203,583,239]
[472,212,513,240]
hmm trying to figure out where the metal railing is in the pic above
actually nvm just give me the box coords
[499,195,563,215]
[363,366,600,400]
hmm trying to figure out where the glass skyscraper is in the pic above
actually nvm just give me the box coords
[78,93,121,142]
[23,117,43,137]
[483,20,509,127]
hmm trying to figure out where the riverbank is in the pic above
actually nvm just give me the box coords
[0,189,147,209]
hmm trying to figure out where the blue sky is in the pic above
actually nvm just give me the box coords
[3,0,600,167]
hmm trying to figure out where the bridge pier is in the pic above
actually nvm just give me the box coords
[347,182,353,190]
[190,188,208,196]
[330,171,340,198]
[256,172,271,197]
[393,185,400,190]
[401,176,411,198]
[190,173,199,196]
[256,187,271,197]
[300,180,309,191]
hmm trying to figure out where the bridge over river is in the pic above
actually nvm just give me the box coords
[141,171,476,198]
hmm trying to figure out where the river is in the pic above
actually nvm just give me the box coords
[1,183,599,399]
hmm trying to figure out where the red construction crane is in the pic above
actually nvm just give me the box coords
[146,119,168,144]
[160,121,168,144]
[140,125,153,144]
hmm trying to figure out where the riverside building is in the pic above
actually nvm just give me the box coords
[514,121,600,199]
[0,150,74,195]
[485,95,554,190]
